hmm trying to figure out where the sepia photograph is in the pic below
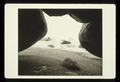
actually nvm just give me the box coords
[18,9,102,75]
[5,4,116,79]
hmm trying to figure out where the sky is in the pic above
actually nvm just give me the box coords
[31,11,98,58]
[42,11,83,46]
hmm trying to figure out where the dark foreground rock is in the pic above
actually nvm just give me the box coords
[62,58,80,71]
[18,47,102,75]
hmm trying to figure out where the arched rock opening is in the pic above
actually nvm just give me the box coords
[18,9,102,57]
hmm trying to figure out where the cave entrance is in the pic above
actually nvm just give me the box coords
[32,11,87,53]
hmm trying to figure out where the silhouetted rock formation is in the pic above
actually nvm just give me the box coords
[18,9,47,52]
[79,22,102,57]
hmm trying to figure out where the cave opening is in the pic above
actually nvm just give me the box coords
[31,11,88,53]
[19,9,102,58]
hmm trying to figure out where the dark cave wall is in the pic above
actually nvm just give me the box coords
[18,9,47,52]
[42,9,102,23]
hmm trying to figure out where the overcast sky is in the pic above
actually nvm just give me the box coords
[42,11,83,46]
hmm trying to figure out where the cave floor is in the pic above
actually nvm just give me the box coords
[18,47,102,76]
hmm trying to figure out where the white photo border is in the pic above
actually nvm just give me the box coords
[5,4,116,79]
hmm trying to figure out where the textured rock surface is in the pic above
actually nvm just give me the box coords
[62,58,80,71]
[18,47,102,75]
